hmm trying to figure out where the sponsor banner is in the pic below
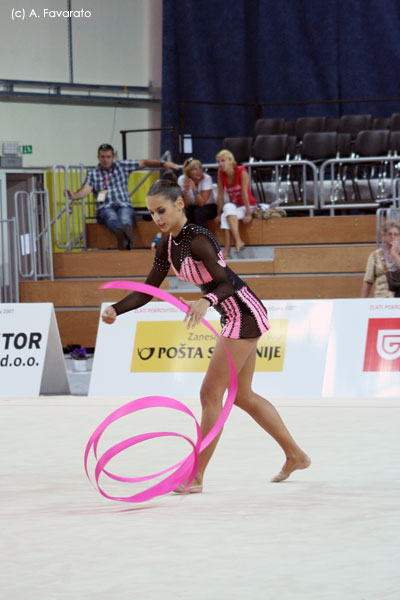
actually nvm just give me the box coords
[323,299,400,397]
[0,304,70,396]
[132,320,217,373]
[363,318,400,371]
[131,318,288,373]
[90,299,400,399]
[90,300,331,398]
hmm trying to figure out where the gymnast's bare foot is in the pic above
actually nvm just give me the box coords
[271,453,311,483]
[173,476,203,494]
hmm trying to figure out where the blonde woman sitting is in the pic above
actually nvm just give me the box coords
[215,149,257,258]
[178,158,217,228]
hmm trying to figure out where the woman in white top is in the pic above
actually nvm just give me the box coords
[178,157,217,229]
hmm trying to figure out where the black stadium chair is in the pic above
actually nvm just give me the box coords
[221,137,252,164]
[301,132,338,162]
[389,132,400,182]
[283,120,296,136]
[337,133,352,157]
[353,130,390,202]
[251,135,300,205]
[287,136,298,158]
[253,118,284,137]
[338,114,372,139]
[295,116,327,140]
[252,134,289,161]
[326,133,352,204]
[354,130,390,157]
[390,113,400,131]
[388,131,400,153]
[373,117,390,130]
[326,117,339,132]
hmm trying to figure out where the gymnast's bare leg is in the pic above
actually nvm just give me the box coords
[179,336,310,492]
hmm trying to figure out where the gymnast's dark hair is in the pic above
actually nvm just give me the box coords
[147,171,182,202]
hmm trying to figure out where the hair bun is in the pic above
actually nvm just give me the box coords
[161,171,178,185]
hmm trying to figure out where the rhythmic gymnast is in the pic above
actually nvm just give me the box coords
[101,174,311,492]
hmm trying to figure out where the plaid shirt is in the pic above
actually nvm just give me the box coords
[85,160,139,207]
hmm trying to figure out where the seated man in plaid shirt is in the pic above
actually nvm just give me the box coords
[65,144,177,250]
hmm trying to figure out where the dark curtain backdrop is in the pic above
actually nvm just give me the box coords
[161,0,400,162]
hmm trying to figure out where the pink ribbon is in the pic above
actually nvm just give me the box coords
[84,281,238,503]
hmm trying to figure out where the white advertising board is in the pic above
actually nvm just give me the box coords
[90,299,400,399]
[89,300,333,398]
[322,299,400,398]
[0,303,70,396]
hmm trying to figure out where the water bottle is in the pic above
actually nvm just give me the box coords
[151,232,162,250]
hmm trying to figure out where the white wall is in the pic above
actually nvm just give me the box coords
[0,0,163,166]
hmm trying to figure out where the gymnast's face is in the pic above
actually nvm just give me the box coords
[146,193,186,236]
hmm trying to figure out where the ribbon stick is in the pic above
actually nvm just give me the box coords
[84,281,238,503]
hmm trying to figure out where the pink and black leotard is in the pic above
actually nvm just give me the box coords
[112,223,270,339]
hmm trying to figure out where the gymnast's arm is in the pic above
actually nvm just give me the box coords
[190,234,235,304]
[181,234,235,328]
[101,241,170,323]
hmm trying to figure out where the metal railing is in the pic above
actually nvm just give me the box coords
[244,159,319,215]
[182,159,319,215]
[51,164,93,250]
[51,153,172,250]
[13,190,53,280]
[0,217,19,302]
[376,192,400,247]
[120,126,178,160]
[319,155,400,215]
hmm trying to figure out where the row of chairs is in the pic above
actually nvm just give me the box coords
[223,130,400,164]
[253,113,400,141]
[213,131,400,213]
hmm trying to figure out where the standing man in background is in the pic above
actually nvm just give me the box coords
[65,143,178,250]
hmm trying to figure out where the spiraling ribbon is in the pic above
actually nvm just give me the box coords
[84,281,238,503]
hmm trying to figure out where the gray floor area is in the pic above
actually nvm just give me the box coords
[1,392,399,600]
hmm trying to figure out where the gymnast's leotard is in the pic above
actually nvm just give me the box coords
[112,223,270,339]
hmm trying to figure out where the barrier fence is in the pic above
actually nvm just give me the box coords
[0,217,18,302]
[319,155,400,215]
[12,190,53,282]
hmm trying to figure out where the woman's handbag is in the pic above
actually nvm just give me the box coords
[386,269,400,292]
[383,250,400,295]
[253,206,287,219]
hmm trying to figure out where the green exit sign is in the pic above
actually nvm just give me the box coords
[21,145,32,154]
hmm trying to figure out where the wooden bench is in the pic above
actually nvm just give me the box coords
[86,214,376,249]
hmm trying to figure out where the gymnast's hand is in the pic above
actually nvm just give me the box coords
[102,305,117,324]
[179,297,210,329]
